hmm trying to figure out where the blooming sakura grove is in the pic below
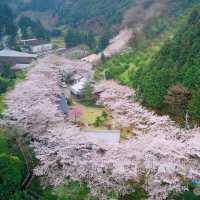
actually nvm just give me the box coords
[4,55,200,200]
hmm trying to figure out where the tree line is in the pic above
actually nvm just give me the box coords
[64,28,110,52]
[18,16,50,41]
[133,8,200,123]
[98,6,200,125]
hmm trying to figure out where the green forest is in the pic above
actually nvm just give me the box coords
[0,4,17,48]
[19,0,135,28]
[0,3,50,49]
[64,28,110,52]
[18,16,50,41]
[134,9,200,119]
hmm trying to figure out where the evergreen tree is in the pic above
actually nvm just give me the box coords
[131,8,200,119]
[188,90,200,120]
[18,16,49,40]
[98,31,110,52]
[65,28,96,50]
[0,4,17,46]
[64,28,80,48]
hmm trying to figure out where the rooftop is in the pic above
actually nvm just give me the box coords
[0,49,37,58]
[83,130,120,144]
[20,38,50,46]
[20,38,38,42]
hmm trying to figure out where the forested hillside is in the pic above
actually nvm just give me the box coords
[0,4,17,47]
[18,16,50,40]
[2,0,199,51]
[134,7,200,121]
[99,3,200,124]
[18,0,135,29]
[4,0,135,33]
[0,3,50,49]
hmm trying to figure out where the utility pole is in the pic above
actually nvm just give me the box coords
[185,111,190,130]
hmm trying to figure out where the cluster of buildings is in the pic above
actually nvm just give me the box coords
[0,38,53,70]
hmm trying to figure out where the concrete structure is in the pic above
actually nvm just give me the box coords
[83,130,120,145]
[0,49,37,65]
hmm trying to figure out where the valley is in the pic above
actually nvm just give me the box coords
[1,1,200,200]
[2,49,200,199]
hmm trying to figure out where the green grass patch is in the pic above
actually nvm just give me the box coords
[55,181,98,200]
[0,96,5,117]
[16,70,27,80]
[51,37,65,49]
[71,100,113,130]
[96,32,169,86]
[0,129,9,153]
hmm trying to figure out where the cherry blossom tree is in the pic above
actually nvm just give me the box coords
[69,107,83,123]
[5,56,200,200]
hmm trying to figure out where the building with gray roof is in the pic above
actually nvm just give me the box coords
[0,49,37,65]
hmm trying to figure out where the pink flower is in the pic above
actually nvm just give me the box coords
[69,107,83,122]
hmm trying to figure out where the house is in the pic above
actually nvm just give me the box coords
[70,77,88,96]
[0,49,37,67]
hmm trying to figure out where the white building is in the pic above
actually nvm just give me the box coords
[70,78,88,96]
[20,38,39,46]
[30,43,53,54]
